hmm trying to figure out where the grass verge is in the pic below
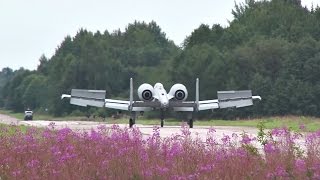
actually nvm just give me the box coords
[0,124,29,135]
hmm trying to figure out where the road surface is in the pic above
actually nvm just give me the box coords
[0,113,261,141]
[1,113,310,151]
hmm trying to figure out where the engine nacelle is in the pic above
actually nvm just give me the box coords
[169,84,188,101]
[137,83,154,101]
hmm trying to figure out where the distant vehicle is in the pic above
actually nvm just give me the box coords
[61,78,261,128]
[24,109,33,120]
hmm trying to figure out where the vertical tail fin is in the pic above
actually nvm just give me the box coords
[129,78,133,111]
[195,78,199,111]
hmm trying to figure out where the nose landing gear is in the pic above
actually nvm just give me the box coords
[160,110,164,127]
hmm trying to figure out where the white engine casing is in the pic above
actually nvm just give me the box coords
[168,84,188,101]
[137,83,154,101]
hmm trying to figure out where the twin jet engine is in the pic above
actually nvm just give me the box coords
[137,83,154,101]
[138,83,188,102]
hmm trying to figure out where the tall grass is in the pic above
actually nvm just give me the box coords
[0,124,319,179]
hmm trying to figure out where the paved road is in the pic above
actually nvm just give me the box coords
[1,113,310,151]
[0,113,20,125]
[0,113,260,141]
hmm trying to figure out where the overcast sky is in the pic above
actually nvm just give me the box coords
[0,0,319,70]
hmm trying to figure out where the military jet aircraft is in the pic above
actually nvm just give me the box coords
[61,78,261,128]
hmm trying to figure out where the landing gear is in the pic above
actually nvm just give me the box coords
[129,112,136,128]
[187,112,194,128]
[161,120,164,127]
[160,110,164,127]
[188,118,193,128]
[129,118,134,128]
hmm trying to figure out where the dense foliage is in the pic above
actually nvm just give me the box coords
[0,124,319,179]
[0,68,14,107]
[1,0,320,118]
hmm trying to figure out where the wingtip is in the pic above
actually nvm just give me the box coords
[252,96,262,100]
[61,94,71,100]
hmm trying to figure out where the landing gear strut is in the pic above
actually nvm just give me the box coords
[188,118,193,128]
[160,110,164,127]
[129,112,136,128]
[187,112,194,128]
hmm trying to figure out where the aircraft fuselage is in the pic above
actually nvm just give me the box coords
[153,83,169,108]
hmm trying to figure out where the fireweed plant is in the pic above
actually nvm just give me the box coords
[0,123,319,179]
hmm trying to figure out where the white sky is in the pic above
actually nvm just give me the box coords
[0,0,319,70]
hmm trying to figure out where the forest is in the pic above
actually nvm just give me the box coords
[1,0,320,118]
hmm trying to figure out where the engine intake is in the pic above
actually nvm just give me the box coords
[138,83,154,101]
[169,84,188,101]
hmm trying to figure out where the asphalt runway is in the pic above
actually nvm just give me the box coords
[21,120,260,141]
[0,113,259,142]
[0,113,307,151]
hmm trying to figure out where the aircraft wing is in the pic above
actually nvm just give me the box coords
[61,89,154,111]
[106,99,154,111]
[62,89,261,112]
[216,90,261,109]
[173,90,261,112]
[68,89,106,107]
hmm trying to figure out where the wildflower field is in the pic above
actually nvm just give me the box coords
[0,123,319,179]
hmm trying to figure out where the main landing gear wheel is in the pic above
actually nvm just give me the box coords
[187,112,194,128]
[161,119,164,127]
[129,112,136,128]
[188,119,193,128]
[129,118,134,128]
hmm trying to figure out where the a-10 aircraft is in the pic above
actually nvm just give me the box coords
[61,78,261,128]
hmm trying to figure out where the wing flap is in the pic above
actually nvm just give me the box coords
[70,89,106,107]
[218,90,253,108]
[70,98,104,107]
[173,107,194,111]
[131,101,160,111]
[198,100,219,111]
[104,99,129,110]
[104,100,155,111]
[171,101,195,111]
[133,101,161,108]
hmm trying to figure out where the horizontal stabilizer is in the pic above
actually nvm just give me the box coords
[70,89,106,107]
[218,90,253,108]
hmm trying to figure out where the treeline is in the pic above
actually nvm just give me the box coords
[1,0,320,118]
